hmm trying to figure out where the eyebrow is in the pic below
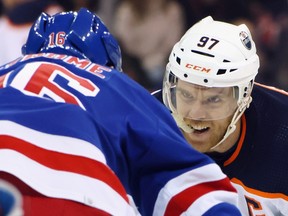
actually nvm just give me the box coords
[177,86,232,97]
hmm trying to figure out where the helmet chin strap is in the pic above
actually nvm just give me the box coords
[210,96,252,151]
[210,108,241,150]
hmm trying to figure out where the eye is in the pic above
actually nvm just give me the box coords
[179,89,193,100]
[207,96,221,104]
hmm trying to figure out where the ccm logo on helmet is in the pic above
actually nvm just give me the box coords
[185,64,211,73]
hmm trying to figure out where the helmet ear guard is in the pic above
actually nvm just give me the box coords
[102,34,122,71]
[22,8,122,71]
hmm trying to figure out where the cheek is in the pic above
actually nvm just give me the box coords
[175,97,183,108]
[212,117,233,137]
[176,100,189,115]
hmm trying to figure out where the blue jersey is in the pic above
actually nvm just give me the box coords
[154,84,288,216]
[0,54,240,216]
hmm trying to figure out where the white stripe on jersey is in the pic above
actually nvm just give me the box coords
[153,163,237,216]
[183,191,239,215]
[0,120,106,163]
[0,120,136,216]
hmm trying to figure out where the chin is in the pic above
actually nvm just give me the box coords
[189,142,210,153]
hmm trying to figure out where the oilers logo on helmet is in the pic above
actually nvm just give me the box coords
[239,31,252,50]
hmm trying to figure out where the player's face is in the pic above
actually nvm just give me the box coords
[175,81,238,152]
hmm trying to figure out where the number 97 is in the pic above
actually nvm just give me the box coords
[197,37,219,50]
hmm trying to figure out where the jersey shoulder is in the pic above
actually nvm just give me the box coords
[252,83,288,108]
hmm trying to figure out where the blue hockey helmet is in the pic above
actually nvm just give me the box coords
[22,8,122,70]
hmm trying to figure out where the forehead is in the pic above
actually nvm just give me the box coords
[177,80,233,94]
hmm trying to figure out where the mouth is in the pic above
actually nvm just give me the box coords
[188,124,210,134]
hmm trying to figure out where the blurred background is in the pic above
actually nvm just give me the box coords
[0,0,287,92]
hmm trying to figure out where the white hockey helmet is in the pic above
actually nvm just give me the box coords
[163,16,260,147]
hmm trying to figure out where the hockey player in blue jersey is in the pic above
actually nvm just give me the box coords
[153,16,288,215]
[0,8,242,216]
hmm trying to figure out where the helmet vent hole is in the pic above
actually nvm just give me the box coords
[191,50,214,58]
[184,73,188,78]
[217,69,226,75]
[204,79,208,83]
[176,57,181,65]
[229,69,237,72]
[180,48,184,52]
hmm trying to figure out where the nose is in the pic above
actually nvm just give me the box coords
[187,101,207,120]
